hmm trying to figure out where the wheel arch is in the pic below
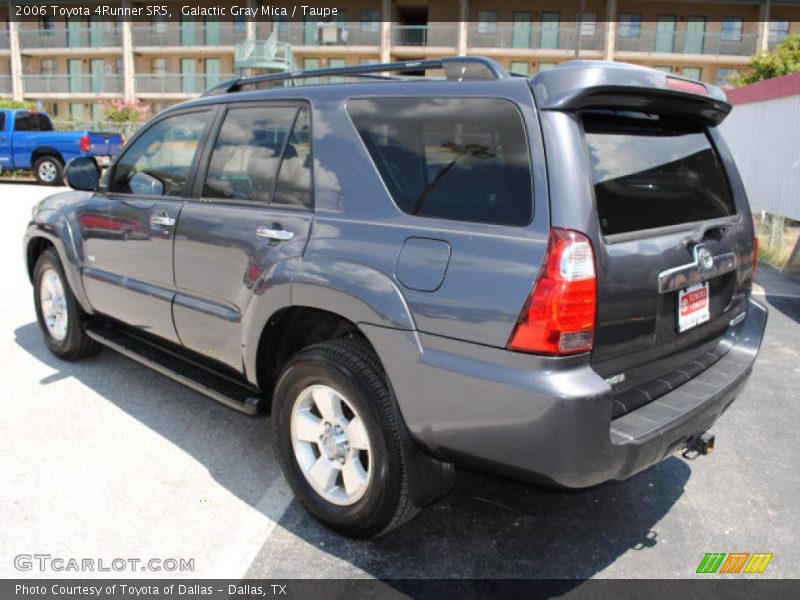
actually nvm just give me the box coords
[242,256,416,391]
[31,147,65,166]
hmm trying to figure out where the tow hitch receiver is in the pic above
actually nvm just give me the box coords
[682,432,715,460]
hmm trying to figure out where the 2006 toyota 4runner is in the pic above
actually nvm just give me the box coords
[23,58,767,538]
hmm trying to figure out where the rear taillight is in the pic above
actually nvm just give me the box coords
[79,135,90,153]
[507,228,597,355]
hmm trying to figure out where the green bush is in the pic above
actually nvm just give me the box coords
[733,34,800,86]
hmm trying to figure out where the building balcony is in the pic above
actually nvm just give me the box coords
[0,76,12,94]
[615,30,758,59]
[468,23,605,53]
[273,22,381,48]
[390,24,459,49]
[133,24,247,48]
[22,74,124,95]
[134,73,235,95]
[18,26,122,51]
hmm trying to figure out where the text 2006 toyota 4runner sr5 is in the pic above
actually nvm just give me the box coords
[24,58,766,538]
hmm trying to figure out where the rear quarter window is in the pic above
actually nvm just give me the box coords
[582,111,736,236]
[347,97,533,227]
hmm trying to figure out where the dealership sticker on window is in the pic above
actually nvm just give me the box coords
[678,282,710,332]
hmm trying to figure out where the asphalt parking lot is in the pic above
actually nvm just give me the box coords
[2,182,799,581]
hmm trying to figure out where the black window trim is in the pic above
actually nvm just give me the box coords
[344,94,535,229]
[577,109,741,244]
[189,99,314,212]
[105,106,218,202]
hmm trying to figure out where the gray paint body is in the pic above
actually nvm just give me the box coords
[23,60,767,487]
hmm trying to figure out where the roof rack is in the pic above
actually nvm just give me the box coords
[202,56,509,97]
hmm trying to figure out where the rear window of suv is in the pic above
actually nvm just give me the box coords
[582,111,736,236]
[347,97,533,226]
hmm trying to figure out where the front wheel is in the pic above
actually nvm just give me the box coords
[33,156,64,186]
[272,338,424,538]
[33,247,101,360]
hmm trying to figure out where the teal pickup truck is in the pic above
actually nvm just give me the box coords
[0,109,123,185]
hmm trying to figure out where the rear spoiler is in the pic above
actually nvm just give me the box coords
[531,60,731,126]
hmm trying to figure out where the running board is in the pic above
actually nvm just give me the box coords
[85,325,265,416]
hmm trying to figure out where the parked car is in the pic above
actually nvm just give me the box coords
[23,58,767,538]
[0,109,123,185]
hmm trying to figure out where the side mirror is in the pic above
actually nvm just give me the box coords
[65,157,101,192]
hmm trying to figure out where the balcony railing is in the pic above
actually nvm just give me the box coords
[22,74,124,95]
[135,73,235,95]
[133,24,247,47]
[391,24,459,48]
[0,76,12,94]
[274,22,380,47]
[18,26,121,49]
[616,30,758,57]
[468,23,605,52]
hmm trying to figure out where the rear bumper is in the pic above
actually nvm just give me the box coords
[361,298,767,488]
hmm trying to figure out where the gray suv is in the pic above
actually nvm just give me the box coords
[23,58,767,538]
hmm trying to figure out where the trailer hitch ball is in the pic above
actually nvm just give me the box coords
[682,432,715,460]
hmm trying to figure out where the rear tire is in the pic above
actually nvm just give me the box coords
[272,338,427,538]
[33,156,64,186]
[33,247,101,360]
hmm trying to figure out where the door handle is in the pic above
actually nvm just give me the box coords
[256,226,294,241]
[150,213,175,227]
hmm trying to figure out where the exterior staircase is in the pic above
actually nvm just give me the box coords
[234,32,293,74]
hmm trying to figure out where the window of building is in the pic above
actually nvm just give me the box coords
[653,66,673,73]
[579,13,597,36]
[347,98,533,227]
[477,11,498,35]
[361,9,380,32]
[510,61,530,75]
[40,59,55,76]
[69,103,85,120]
[203,106,310,208]
[41,16,55,33]
[110,111,210,197]
[360,58,379,65]
[538,62,557,71]
[151,58,167,76]
[721,17,743,41]
[619,14,641,38]
[682,67,702,80]
[769,20,790,44]
[715,68,737,86]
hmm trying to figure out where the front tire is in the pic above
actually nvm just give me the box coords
[33,156,64,186]
[272,338,423,538]
[33,247,101,360]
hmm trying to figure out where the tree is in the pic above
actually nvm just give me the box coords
[733,34,800,86]
[100,98,150,123]
[0,99,36,109]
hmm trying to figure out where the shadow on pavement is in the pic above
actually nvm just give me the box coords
[15,320,691,582]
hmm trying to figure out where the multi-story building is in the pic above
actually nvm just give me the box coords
[2,0,799,119]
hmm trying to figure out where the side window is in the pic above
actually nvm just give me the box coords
[109,111,208,197]
[273,108,312,209]
[347,98,533,227]
[0,113,5,131]
[203,106,298,204]
[15,112,53,132]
